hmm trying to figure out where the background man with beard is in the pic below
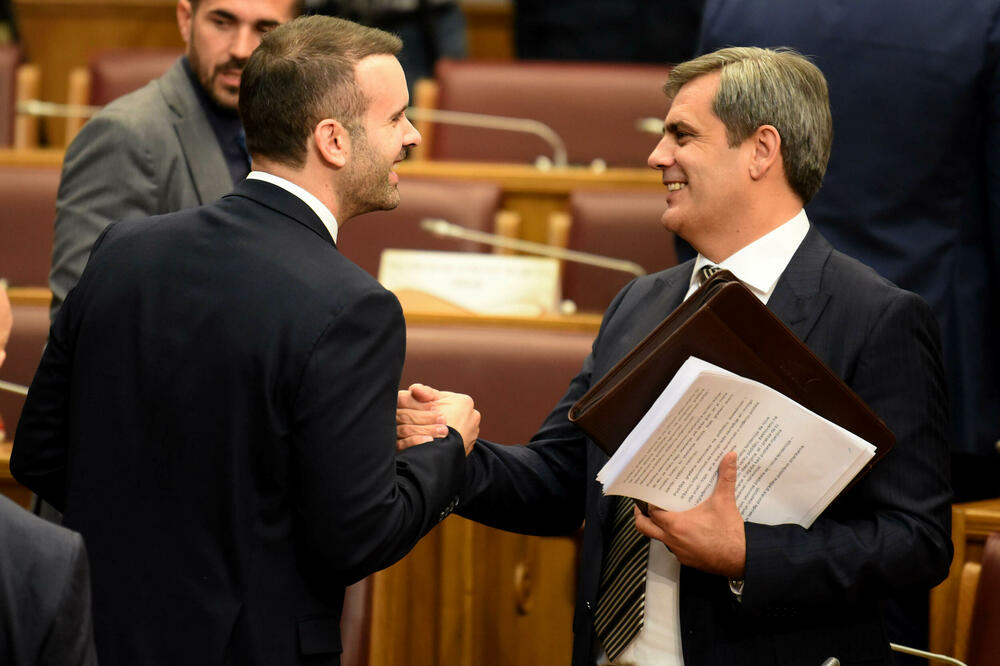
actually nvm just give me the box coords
[48,0,299,320]
[12,15,480,666]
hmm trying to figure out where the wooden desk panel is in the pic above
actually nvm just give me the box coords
[930,498,1000,655]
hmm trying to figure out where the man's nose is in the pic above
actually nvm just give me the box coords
[404,117,421,147]
[230,26,259,62]
[647,136,674,170]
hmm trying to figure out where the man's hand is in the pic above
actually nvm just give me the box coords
[396,385,448,448]
[397,383,480,455]
[634,451,746,577]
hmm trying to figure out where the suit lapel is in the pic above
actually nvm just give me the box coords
[594,261,694,525]
[227,179,336,246]
[159,60,233,205]
[767,226,833,341]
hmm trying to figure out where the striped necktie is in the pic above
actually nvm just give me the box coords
[698,263,721,284]
[594,496,647,661]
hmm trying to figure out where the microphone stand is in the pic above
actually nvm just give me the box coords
[420,218,646,278]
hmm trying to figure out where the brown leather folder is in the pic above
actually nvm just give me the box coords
[568,270,894,475]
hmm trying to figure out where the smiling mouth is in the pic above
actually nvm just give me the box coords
[666,182,687,191]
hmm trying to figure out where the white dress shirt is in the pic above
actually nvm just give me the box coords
[246,171,340,244]
[601,209,810,665]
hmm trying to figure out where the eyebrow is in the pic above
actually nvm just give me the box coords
[206,9,281,29]
[665,120,695,136]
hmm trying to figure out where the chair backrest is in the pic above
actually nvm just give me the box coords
[0,43,19,146]
[401,324,593,443]
[65,49,181,145]
[0,165,60,287]
[86,48,181,105]
[426,59,671,167]
[0,301,49,441]
[966,531,1000,666]
[558,189,676,313]
[337,177,505,278]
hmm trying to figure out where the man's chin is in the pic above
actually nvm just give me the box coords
[209,84,240,112]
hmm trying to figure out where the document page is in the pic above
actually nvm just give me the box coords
[596,357,876,528]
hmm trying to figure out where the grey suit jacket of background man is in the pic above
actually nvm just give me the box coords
[458,227,953,665]
[0,494,97,666]
[13,178,467,665]
[49,57,233,317]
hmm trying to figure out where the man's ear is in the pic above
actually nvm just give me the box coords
[177,0,193,47]
[313,119,351,168]
[748,124,781,181]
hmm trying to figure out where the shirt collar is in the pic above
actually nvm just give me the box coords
[246,171,339,243]
[687,209,810,304]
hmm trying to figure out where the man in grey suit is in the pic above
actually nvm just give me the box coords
[399,47,952,664]
[0,287,97,666]
[49,0,298,318]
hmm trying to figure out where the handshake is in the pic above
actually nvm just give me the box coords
[396,383,481,455]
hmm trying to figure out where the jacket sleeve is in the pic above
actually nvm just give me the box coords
[741,289,953,615]
[291,287,466,585]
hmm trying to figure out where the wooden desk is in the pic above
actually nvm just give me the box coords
[930,497,1000,655]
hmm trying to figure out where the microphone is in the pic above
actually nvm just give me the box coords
[636,117,664,135]
[420,218,646,278]
[406,106,568,169]
[0,379,29,396]
[17,99,101,118]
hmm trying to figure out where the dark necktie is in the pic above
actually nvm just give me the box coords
[594,496,648,661]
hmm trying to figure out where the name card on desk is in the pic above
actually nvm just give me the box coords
[378,249,561,316]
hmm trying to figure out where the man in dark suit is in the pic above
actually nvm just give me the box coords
[0,287,97,666]
[49,0,299,319]
[399,47,952,664]
[695,0,1000,505]
[12,15,479,666]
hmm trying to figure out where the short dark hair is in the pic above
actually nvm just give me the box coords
[239,15,401,168]
[665,47,833,204]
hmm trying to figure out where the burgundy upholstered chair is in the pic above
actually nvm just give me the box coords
[417,59,671,168]
[0,165,60,287]
[553,189,676,313]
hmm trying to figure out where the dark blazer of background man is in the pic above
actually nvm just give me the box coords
[0,289,97,666]
[400,47,952,665]
[48,0,298,318]
[695,0,1000,504]
[13,15,478,666]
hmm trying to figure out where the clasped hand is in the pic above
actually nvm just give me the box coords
[396,383,480,455]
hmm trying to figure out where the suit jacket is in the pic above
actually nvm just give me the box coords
[12,179,467,666]
[49,57,233,317]
[0,494,97,666]
[696,0,1000,463]
[458,227,952,665]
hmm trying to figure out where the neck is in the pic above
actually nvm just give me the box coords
[252,157,341,219]
[697,191,802,263]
